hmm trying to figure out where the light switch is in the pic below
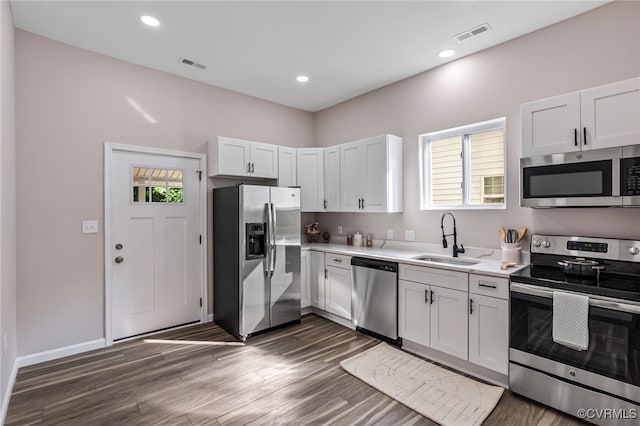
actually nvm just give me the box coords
[82,220,99,234]
[405,230,415,241]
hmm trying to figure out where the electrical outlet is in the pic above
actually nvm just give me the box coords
[405,230,415,241]
[337,226,343,235]
[82,220,99,234]
[387,229,394,239]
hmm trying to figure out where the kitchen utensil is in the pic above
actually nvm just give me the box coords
[558,258,605,277]
[516,227,527,243]
[499,228,506,243]
[506,229,517,243]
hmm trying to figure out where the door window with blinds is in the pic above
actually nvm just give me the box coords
[131,167,184,204]
[420,118,506,209]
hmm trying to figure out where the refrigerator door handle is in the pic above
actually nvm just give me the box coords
[264,203,272,276]
[270,203,277,277]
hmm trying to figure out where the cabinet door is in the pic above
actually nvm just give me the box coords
[581,77,640,150]
[278,146,297,187]
[340,142,362,212]
[300,251,311,308]
[309,251,325,310]
[468,294,509,374]
[361,136,388,212]
[215,137,251,176]
[521,93,581,157]
[297,148,324,212]
[324,146,341,211]
[398,280,430,346]
[430,286,468,360]
[250,141,278,178]
[326,266,352,320]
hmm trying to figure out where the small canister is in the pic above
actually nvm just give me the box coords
[366,234,373,247]
[347,234,353,245]
[353,231,363,247]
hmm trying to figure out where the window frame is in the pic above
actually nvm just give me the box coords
[419,117,506,210]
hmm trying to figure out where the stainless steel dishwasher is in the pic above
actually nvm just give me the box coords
[351,257,401,346]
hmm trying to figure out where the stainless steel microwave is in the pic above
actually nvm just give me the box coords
[521,145,640,207]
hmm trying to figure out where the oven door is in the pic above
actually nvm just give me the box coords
[520,147,621,207]
[510,283,640,402]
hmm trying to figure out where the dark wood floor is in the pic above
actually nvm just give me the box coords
[6,314,586,425]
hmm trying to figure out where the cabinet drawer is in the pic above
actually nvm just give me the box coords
[325,253,351,270]
[469,274,509,300]
[399,264,468,292]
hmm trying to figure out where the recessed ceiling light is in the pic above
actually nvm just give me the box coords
[140,15,160,27]
[439,49,456,58]
[296,75,309,83]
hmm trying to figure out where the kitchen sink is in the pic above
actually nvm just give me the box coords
[411,255,480,266]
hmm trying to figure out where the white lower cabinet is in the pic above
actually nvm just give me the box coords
[325,254,352,320]
[309,251,326,310]
[468,274,509,374]
[300,251,310,308]
[430,286,469,360]
[399,279,430,346]
[399,278,468,360]
[399,265,509,375]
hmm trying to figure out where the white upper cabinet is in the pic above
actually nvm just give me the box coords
[277,146,297,187]
[208,136,278,178]
[296,148,324,212]
[339,134,403,213]
[522,77,640,157]
[580,78,640,150]
[323,146,341,211]
[521,93,581,157]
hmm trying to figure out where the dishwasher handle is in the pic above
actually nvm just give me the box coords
[350,257,398,273]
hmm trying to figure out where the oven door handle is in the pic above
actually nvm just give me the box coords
[510,282,640,314]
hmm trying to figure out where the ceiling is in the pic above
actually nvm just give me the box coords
[10,1,609,112]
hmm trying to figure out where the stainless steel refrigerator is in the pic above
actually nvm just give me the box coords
[213,184,301,341]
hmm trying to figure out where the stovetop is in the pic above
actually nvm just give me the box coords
[510,265,640,302]
[510,234,640,302]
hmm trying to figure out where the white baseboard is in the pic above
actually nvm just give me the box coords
[16,338,106,369]
[0,358,18,425]
[207,313,213,322]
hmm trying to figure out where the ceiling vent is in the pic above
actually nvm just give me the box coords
[179,57,207,70]
[453,23,492,43]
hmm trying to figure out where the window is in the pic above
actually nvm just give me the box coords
[420,117,505,209]
[132,167,184,204]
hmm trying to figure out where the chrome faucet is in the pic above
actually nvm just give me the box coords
[440,211,465,257]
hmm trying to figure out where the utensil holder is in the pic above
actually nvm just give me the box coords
[501,242,521,264]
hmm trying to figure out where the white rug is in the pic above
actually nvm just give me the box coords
[340,343,504,426]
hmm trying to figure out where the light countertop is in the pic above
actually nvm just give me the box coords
[302,241,528,278]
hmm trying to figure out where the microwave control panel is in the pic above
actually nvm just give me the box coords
[621,157,640,196]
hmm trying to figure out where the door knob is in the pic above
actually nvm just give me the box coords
[115,256,124,264]
[115,243,123,250]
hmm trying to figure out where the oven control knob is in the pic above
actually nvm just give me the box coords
[532,240,541,247]
[629,247,640,255]
[542,240,551,248]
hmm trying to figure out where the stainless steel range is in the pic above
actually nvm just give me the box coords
[509,235,640,425]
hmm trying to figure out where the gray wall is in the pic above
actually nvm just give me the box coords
[15,30,315,356]
[1,0,17,405]
[314,1,640,248]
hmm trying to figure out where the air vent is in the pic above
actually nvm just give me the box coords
[179,57,207,70]
[453,23,492,43]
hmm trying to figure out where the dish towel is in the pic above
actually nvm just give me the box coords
[552,291,589,351]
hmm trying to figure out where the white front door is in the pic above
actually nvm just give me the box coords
[109,148,203,341]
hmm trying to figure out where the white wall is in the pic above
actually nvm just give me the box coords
[0,0,17,408]
[314,1,640,248]
[15,30,315,356]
